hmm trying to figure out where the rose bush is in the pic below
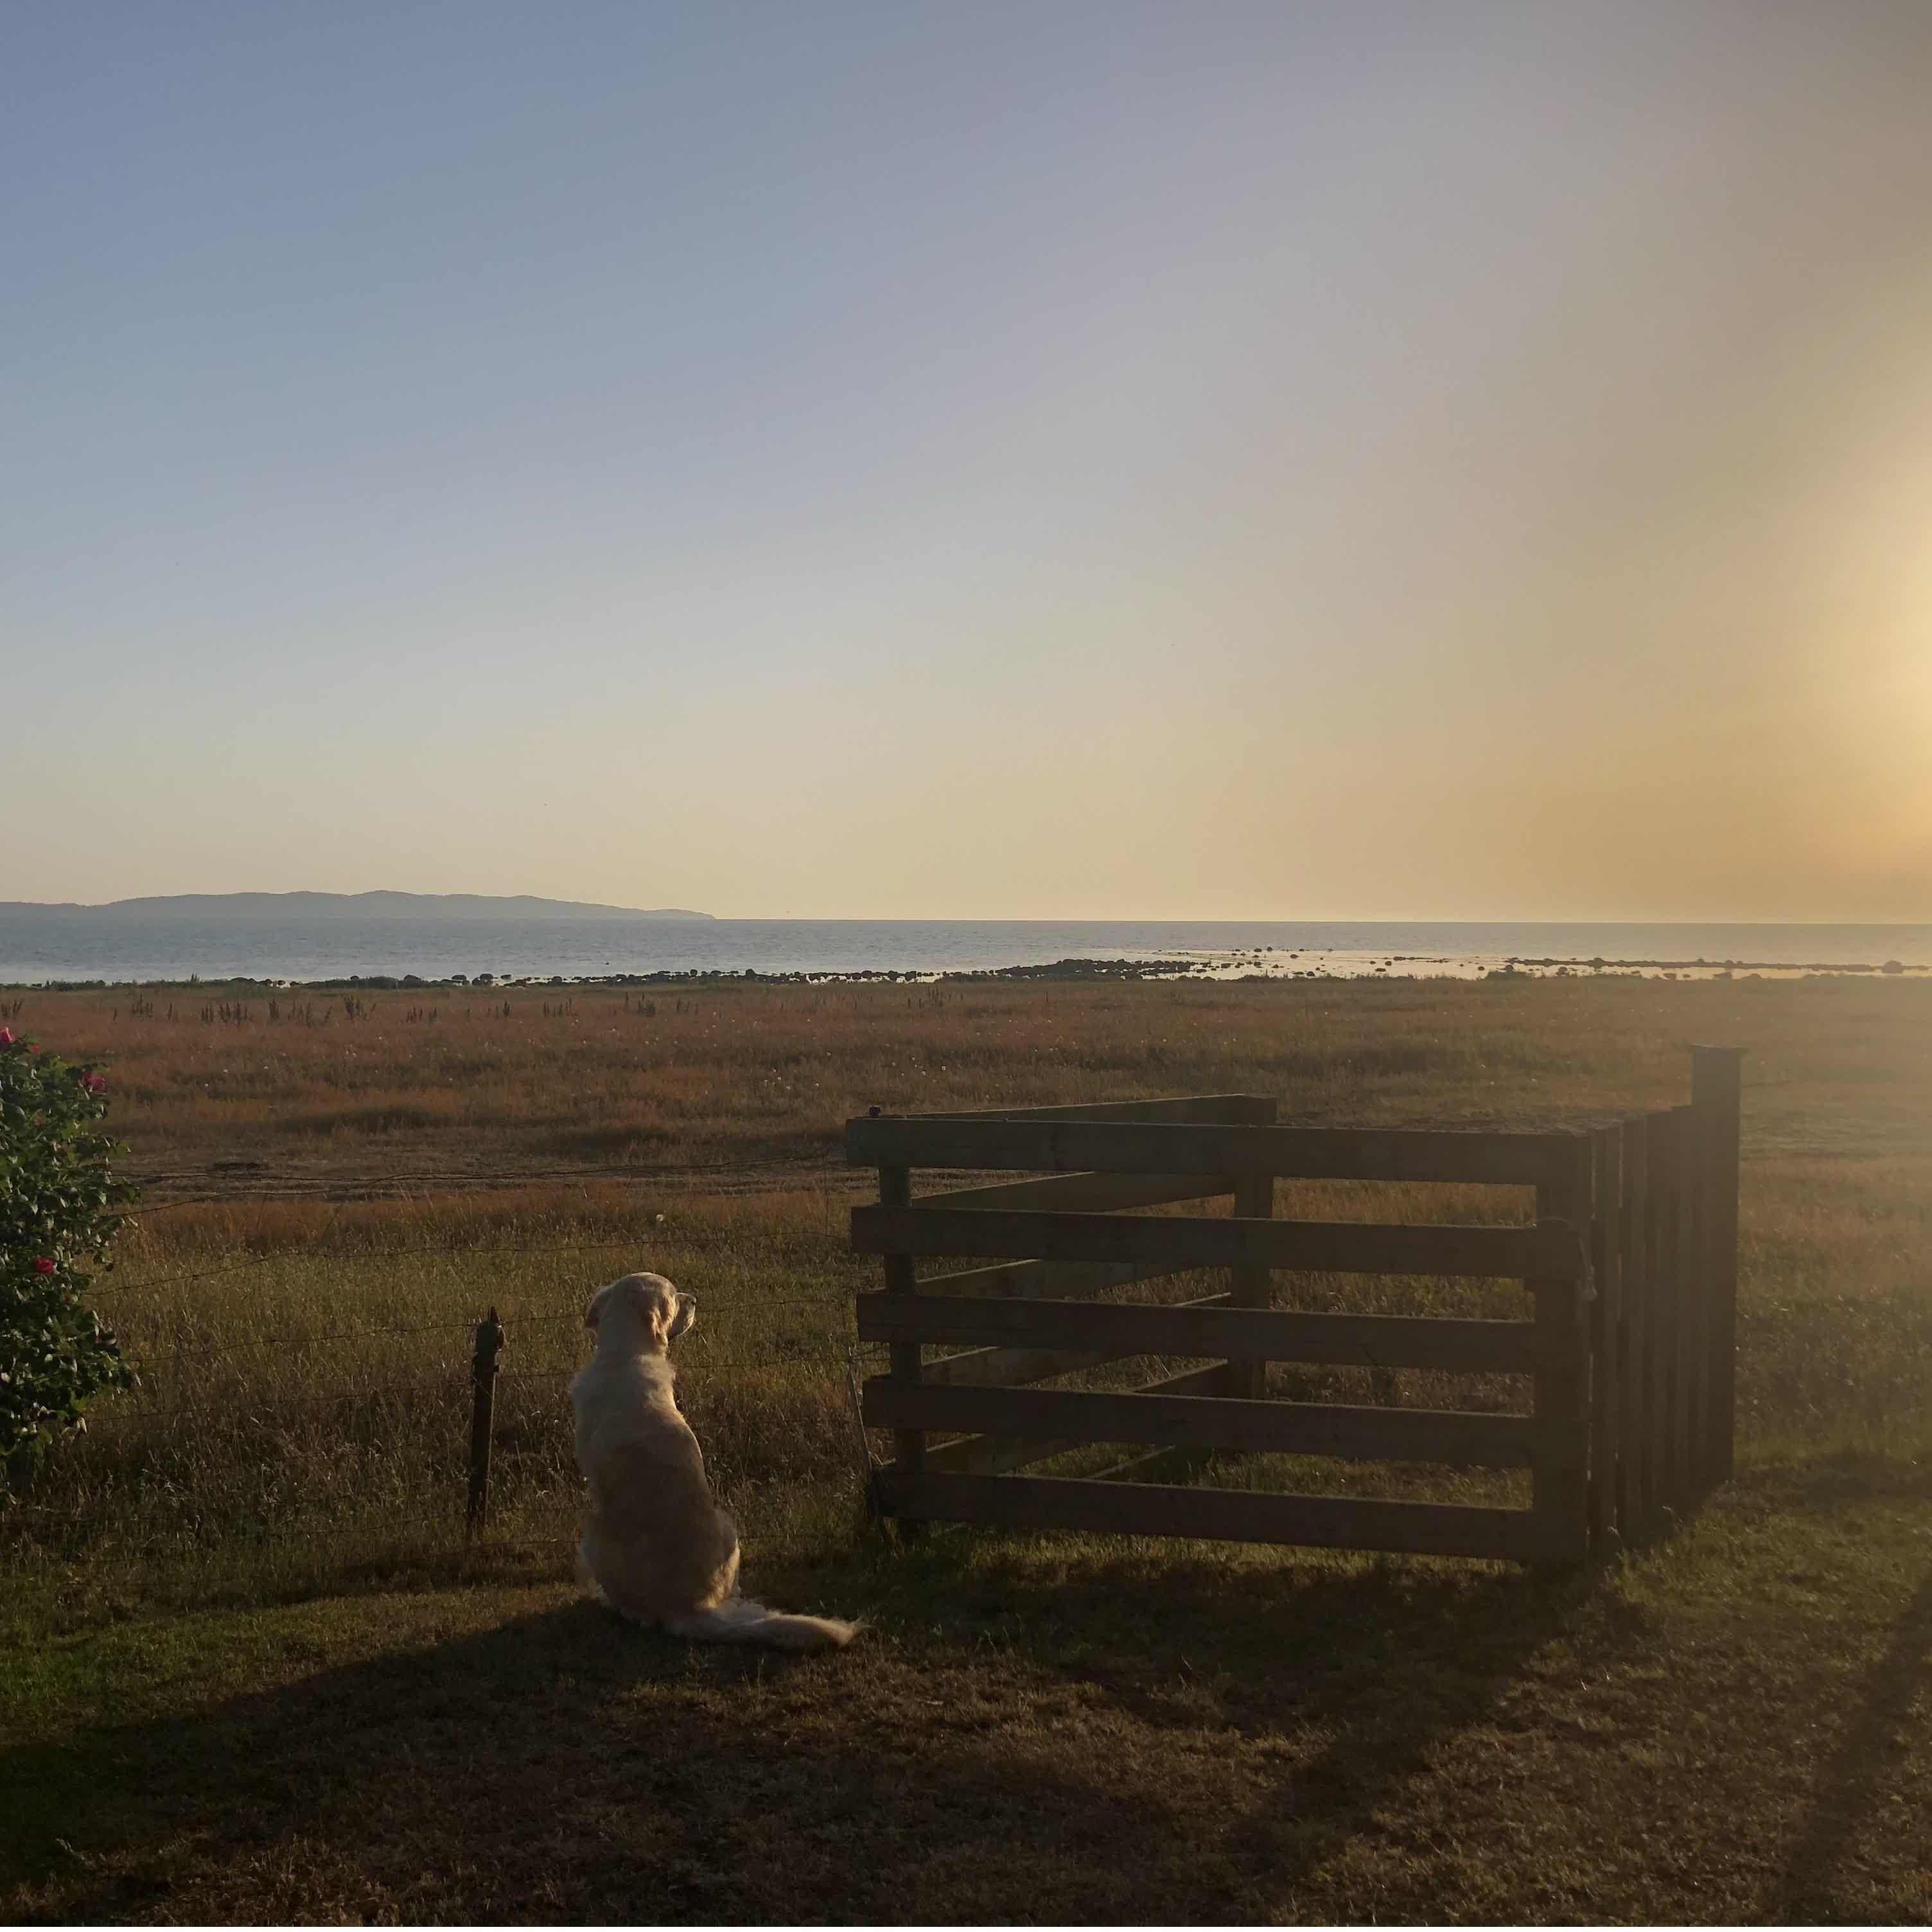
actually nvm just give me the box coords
[1,1028,137,1471]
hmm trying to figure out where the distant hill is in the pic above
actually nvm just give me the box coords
[0,891,714,922]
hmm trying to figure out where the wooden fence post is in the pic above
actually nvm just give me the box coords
[1617,1116,1649,1538]
[1227,1094,1279,1401]
[1531,1134,1593,1565]
[466,1307,505,1541]
[1586,1127,1622,1552]
[1690,1046,1744,1486]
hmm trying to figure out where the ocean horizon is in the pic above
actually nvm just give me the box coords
[0,913,1926,986]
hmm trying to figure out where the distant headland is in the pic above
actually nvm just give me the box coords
[0,891,714,923]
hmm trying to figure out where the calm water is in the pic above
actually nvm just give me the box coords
[1,915,1927,984]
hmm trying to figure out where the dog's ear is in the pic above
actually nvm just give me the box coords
[642,1281,676,1349]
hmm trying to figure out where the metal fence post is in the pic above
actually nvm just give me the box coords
[467,1307,505,1541]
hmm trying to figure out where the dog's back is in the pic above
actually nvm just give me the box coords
[571,1351,739,1620]
[570,1271,859,1650]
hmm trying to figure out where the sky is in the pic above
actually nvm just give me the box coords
[4,1,1929,920]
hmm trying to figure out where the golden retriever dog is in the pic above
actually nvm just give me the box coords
[570,1272,859,1650]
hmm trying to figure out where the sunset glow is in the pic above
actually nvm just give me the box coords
[4,2,1929,918]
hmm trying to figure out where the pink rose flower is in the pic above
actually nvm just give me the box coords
[81,1072,107,1093]
[33,1256,57,1275]
[0,1027,13,1047]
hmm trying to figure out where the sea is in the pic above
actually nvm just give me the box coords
[1,915,1928,986]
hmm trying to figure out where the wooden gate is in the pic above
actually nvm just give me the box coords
[849,1048,1742,1567]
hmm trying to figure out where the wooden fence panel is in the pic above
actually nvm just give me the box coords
[1646,1110,1681,1509]
[924,1344,1111,1390]
[1691,1048,1744,1484]
[1674,1102,1709,1498]
[877,1164,925,1502]
[918,1172,1236,1213]
[920,1095,1260,1125]
[1588,1127,1622,1551]
[1617,1115,1650,1538]
[924,1291,1233,1389]
[1227,1094,1279,1400]
[1090,1445,1215,1486]
[1669,1112,1700,1499]
[874,1470,1557,1564]
[852,1066,1737,1569]
[1531,1134,1593,1564]
[848,1116,1573,1185]
[854,1206,1584,1279]
[857,1291,1571,1373]
[916,1257,1187,1299]
[921,1363,1227,1475]
[866,1377,1556,1469]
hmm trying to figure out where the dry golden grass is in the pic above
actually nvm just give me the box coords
[3,973,1929,1922]
[18,970,1929,1188]
[4,972,1926,1581]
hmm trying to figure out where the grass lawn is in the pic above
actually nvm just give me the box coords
[3,974,1929,1922]
[6,1470,1930,1923]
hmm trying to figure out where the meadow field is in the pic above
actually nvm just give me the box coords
[3,972,1930,1921]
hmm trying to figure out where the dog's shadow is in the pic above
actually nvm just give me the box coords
[3,1533,1592,1924]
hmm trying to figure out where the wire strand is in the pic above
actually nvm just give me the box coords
[103,1244,865,1296]
[123,1292,861,1365]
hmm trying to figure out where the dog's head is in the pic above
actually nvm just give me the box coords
[584,1272,698,1354]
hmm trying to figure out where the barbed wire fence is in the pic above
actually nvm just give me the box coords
[9,1200,890,1541]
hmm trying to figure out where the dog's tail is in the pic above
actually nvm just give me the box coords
[663,1594,861,1651]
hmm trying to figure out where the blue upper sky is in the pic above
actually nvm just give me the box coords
[5,2,1929,917]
